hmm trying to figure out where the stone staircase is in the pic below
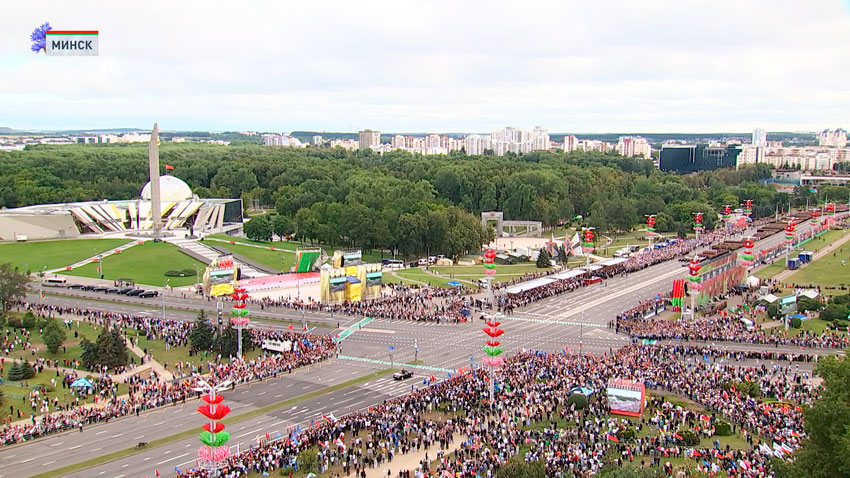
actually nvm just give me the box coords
[170,238,268,278]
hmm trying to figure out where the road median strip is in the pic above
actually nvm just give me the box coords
[29,368,393,478]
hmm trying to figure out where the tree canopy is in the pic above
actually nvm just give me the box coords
[0,263,29,314]
[0,144,812,256]
[777,356,850,478]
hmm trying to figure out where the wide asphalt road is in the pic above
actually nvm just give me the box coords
[4,215,833,476]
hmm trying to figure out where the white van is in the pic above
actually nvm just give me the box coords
[41,278,67,287]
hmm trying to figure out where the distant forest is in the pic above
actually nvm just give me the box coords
[1,144,844,256]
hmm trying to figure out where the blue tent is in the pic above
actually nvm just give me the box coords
[447,281,463,287]
[70,377,94,389]
[790,313,807,320]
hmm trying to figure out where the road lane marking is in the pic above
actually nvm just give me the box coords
[236,427,263,438]
[157,452,189,465]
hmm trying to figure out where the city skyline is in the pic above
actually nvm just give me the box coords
[2,1,849,132]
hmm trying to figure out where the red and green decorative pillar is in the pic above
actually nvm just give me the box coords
[231,286,250,358]
[195,380,232,469]
[687,257,702,319]
[740,237,755,267]
[482,317,505,408]
[693,212,704,240]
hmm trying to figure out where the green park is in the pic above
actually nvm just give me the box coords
[0,238,132,273]
[60,240,207,287]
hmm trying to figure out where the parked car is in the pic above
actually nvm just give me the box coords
[92,286,110,292]
[81,285,97,291]
[66,283,84,289]
[126,289,146,296]
[104,287,120,294]
[117,288,135,295]
[393,369,413,380]
[138,290,159,298]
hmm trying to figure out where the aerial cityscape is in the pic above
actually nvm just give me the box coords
[1,2,850,478]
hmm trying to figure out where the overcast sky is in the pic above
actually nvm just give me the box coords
[1,1,849,133]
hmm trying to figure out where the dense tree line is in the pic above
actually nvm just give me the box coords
[3,144,841,256]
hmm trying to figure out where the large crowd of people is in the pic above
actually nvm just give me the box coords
[175,344,814,478]
[618,309,849,349]
[0,322,337,446]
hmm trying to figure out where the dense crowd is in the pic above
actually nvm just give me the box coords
[495,222,767,314]
[176,344,814,478]
[0,325,337,446]
[618,311,849,349]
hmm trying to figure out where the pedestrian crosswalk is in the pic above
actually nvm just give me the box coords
[337,354,455,373]
[335,317,375,342]
[503,315,601,328]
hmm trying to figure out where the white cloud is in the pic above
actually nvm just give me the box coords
[0,0,849,132]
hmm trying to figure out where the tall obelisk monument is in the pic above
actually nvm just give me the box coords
[148,123,162,238]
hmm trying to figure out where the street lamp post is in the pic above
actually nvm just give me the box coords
[414,339,419,363]
[161,278,170,321]
[389,345,395,369]
[39,266,47,307]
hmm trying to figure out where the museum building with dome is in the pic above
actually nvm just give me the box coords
[0,175,242,241]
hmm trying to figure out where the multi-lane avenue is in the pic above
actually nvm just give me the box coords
[0,216,834,477]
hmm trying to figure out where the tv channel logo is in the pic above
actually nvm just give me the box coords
[31,22,98,56]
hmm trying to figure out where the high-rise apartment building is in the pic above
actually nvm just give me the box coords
[818,128,847,147]
[616,136,652,158]
[358,129,381,150]
[752,128,767,147]
[563,135,579,153]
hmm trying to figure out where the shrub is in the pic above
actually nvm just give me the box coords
[714,421,733,436]
[0,314,5,327]
[6,363,23,381]
[619,427,637,440]
[165,269,196,277]
[21,312,36,329]
[767,303,779,319]
[568,393,588,410]
[296,449,318,473]
[821,304,850,322]
[790,317,803,329]
[21,361,36,380]
[677,430,700,446]
[7,316,22,328]
[797,297,824,312]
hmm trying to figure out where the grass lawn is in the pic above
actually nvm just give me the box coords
[785,231,850,288]
[2,317,105,370]
[60,241,207,287]
[0,369,129,422]
[429,263,553,284]
[0,238,132,272]
[133,332,265,373]
[755,259,787,280]
[207,234,327,252]
[208,241,296,272]
[385,268,462,287]
[773,318,839,337]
